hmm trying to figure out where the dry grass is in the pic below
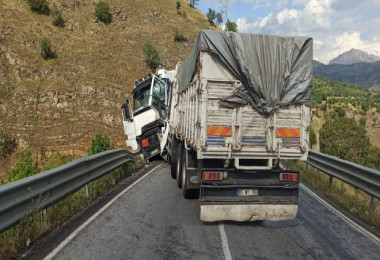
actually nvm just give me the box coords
[288,160,380,231]
[0,0,215,167]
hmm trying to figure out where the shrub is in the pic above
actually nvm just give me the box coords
[42,148,68,171]
[40,37,56,60]
[142,42,161,71]
[88,132,113,155]
[9,148,40,182]
[0,129,17,158]
[27,0,50,15]
[52,6,65,27]
[95,1,112,24]
[176,1,181,13]
[174,29,186,42]
[359,117,366,126]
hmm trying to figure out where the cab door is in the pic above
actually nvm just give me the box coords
[121,99,139,151]
[151,77,167,119]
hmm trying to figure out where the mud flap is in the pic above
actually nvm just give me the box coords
[160,122,169,155]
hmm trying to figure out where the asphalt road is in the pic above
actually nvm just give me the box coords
[23,160,380,259]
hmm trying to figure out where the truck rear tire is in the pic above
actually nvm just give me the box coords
[170,140,179,179]
[176,142,184,188]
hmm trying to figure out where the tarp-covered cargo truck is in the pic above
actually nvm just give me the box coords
[162,30,312,222]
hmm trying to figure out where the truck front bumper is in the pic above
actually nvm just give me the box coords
[200,204,298,222]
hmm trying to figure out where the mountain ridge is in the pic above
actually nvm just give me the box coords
[329,48,380,65]
[313,60,380,89]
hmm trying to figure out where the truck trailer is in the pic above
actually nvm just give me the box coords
[162,30,313,222]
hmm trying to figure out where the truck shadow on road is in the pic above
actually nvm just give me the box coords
[202,219,302,229]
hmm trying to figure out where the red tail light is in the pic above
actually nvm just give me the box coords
[202,171,223,180]
[142,138,149,148]
[280,173,298,182]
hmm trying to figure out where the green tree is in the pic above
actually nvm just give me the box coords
[320,117,371,165]
[142,42,161,71]
[309,124,317,145]
[225,19,238,32]
[40,37,56,60]
[367,146,380,170]
[0,129,17,158]
[189,0,199,7]
[27,0,50,15]
[88,132,113,155]
[42,148,68,171]
[95,1,112,24]
[9,148,40,182]
[215,12,223,26]
[334,106,346,117]
[206,8,216,24]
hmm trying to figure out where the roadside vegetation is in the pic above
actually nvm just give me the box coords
[288,160,380,231]
[291,77,380,232]
[0,132,143,260]
[311,76,380,169]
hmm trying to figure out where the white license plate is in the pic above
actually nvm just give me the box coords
[237,188,258,196]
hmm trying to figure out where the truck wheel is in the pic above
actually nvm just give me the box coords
[170,140,179,179]
[176,142,184,188]
[181,149,199,199]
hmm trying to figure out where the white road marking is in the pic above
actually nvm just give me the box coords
[219,223,233,260]
[44,164,162,260]
[300,183,380,244]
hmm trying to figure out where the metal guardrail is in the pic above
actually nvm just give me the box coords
[307,150,380,200]
[0,149,134,233]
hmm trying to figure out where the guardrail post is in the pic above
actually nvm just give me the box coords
[84,184,89,197]
[40,209,47,226]
[370,197,377,212]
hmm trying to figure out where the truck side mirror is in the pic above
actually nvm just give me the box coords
[122,98,131,120]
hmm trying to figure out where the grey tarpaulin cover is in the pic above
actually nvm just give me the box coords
[177,30,313,116]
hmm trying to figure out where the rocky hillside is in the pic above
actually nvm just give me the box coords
[329,48,380,65]
[0,0,213,162]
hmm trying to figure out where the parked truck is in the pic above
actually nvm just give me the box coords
[121,69,174,159]
[161,30,313,222]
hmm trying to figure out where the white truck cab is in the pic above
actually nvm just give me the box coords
[121,69,173,159]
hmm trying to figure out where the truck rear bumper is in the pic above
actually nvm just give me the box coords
[200,204,297,222]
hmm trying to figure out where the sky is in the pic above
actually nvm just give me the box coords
[195,0,380,64]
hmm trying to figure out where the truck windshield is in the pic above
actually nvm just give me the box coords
[133,84,151,112]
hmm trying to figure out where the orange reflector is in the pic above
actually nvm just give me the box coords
[276,128,300,138]
[207,126,232,136]
[280,173,298,182]
[202,171,223,180]
[142,138,149,148]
